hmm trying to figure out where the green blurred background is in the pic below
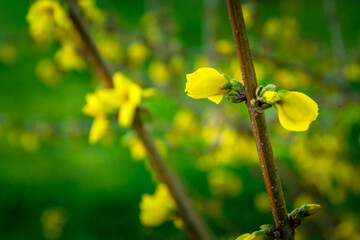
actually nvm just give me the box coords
[1,0,360,239]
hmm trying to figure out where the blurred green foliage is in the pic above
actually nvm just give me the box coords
[1,0,360,239]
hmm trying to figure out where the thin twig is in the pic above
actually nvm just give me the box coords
[225,0,294,239]
[65,1,216,239]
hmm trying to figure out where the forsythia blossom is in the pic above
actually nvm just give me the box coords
[26,0,71,43]
[139,184,182,228]
[264,90,318,132]
[78,0,105,24]
[185,68,231,104]
[82,90,113,144]
[55,42,86,72]
[83,72,154,144]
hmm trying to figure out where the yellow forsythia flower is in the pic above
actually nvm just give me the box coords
[35,59,62,86]
[139,184,177,227]
[40,207,67,239]
[207,169,242,197]
[55,42,86,71]
[83,91,112,117]
[97,36,123,62]
[83,72,152,143]
[148,61,170,85]
[83,91,114,144]
[185,68,230,104]
[78,0,105,24]
[275,91,318,132]
[216,39,235,56]
[113,72,142,127]
[343,62,360,82]
[254,192,271,213]
[26,0,71,43]
[127,42,148,64]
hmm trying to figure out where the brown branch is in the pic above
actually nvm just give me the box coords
[66,1,216,239]
[225,1,294,239]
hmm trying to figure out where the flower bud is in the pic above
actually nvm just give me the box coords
[264,84,277,92]
[263,91,281,104]
[305,204,321,216]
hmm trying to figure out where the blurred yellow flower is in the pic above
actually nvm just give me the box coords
[216,39,235,56]
[275,91,318,131]
[83,91,112,117]
[173,109,198,133]
[262,17,282,39]
[113,72,142,127]
[26,0,71,43]
[20,132,39,153]
[97,36,123,62]
[40,207,67,239]
[0,44,18,65]
[254,192,271,213]
[78,0,105,24]
[207,169,242,197]
[169,55,185,75]
[35,59,62,86]
[128,42,148,64]
[185,68,230,104]
[83,90,115,144]
[83,72,152,143]
[148,61,170,85]
[139,184,177,227]
[343,62,360,82]
[274,69,297,89]
[55,42,85,71]
[242,3,254,27]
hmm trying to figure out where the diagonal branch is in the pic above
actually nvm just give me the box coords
[225,0,294,239]
[65,1,216,239]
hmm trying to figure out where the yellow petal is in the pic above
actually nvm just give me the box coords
[89,116,109,144]
[96,88,121,108]
[276,91,318,131]
[128,83,142,106]
[185,68,229,99]
[142,88,158,99]
[113,71,143,105]
[208,94,224,104]
[83,93,105,117]
[118,103,137,128]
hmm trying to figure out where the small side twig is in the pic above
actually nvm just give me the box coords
[66,1,216,240]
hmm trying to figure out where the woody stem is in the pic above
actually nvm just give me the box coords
[66,1,216,240]
[225,0,294,239]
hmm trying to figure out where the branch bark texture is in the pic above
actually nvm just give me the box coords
[66,1,216,239]
[225,0,294,239]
